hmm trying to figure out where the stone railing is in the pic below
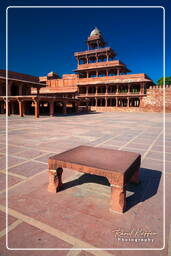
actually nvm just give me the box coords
[149,84,171,89]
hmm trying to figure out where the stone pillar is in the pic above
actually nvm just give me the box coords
[105,97,107,107]
[63,102,67,115]
[96,53,98,62]
[105,85,108,95]
[95,98,97,107]
[140,82,144,94]
[87,72,89,78]
[116,97,118,107]
[86,86,88,96]
[138,98,141,107]
[127,97,130,107]
[128,84,130,94]
[7,101,10,116]
[110,185,126,213]
[49,101,54,116]
[117,69,120,76]
[18,100,24,117]
[116,84,119,94]
[34,100,39,118]
[106,53,109,62]
[86,56,88,64]
[96,86,98,95]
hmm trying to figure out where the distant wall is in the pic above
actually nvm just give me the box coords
[141,86,171,113]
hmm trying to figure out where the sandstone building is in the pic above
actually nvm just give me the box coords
[0,27,170,117]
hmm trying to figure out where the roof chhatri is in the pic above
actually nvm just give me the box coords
[90,27,101,37]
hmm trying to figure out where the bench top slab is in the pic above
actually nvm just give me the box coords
[48,146,140,174]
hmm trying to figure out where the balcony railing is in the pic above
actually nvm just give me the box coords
[76,60,125,71]
[78,92,143,97]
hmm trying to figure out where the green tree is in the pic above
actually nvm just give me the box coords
[157,77,171,86]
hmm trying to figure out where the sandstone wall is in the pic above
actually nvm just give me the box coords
[141,86,171,113]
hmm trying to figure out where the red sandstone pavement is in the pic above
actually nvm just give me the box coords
[0,112,171,256]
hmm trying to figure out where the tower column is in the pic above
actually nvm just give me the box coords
[106,53,109,62]
[128,84,130,94]
[127,97,130,107]
[105,85,108,95]
[116,84,119,94]
[6,100,10,116]
[86,86,88,96]
[96,53,98,62]
[18,100,24,117]
[105,97,107,107]
[63,102,67,115]
[50,101,54,116]
[95,97,97,107]
[116,97,118,107]
[34,99,39,118]
[140,82,144,94]
[96,86,98,95]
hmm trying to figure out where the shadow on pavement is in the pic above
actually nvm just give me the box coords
[61,168,162,212]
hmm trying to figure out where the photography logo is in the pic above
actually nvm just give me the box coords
[112,228,157,243]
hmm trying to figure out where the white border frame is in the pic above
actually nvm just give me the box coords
[5,5,165,251]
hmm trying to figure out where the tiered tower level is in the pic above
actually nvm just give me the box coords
[74,27,154,109]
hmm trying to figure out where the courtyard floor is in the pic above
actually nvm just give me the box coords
[0,112,171,256]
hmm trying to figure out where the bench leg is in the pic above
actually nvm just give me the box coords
[110,185,126,214]
[48,168,63,193]
[130,168,140,184]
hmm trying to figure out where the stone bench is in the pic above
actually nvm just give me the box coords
[48,146,141,213]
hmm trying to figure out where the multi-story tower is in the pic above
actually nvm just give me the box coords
[74,27,153,110]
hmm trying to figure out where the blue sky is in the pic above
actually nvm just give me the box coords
[1,0,171,83]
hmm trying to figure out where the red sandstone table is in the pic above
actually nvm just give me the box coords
[48,146,141,213]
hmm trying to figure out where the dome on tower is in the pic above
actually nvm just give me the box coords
[90,27,101,37]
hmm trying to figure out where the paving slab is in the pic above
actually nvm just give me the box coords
[0,112,170,255]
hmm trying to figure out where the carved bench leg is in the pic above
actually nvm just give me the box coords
[110,185,126,214]
[56,167,63,191]
[130,168,140,184]
[48,168,63,193]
